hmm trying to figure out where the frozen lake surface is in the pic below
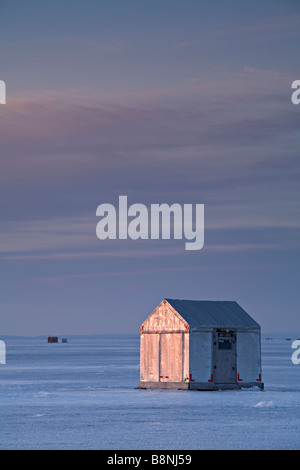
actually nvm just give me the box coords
[0,334,299,450]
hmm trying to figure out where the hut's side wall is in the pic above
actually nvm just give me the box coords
[189,331,213,383]
[236,329,262,383]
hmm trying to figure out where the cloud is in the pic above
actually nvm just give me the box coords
[58,36,125,51]
[0,208,295,261]
[34,256,283,283]
[243,66,257,73]
[172,41,193,49]
[1,69,295,176]
[1,67,299,252]
[170,15,300,52]
[2,242,280,262]
[242,15,300,34]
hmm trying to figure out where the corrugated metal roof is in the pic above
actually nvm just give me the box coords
[165,299,260,329]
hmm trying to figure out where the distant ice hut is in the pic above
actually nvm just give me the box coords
[48,336,58,343]
[138,299,263,390]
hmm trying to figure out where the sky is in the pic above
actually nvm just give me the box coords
[0,0,299,335]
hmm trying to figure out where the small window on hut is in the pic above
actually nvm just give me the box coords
[218,339,232,350]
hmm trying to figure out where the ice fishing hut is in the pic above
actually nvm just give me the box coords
[138,299,263,390]
[48,336,58,343]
